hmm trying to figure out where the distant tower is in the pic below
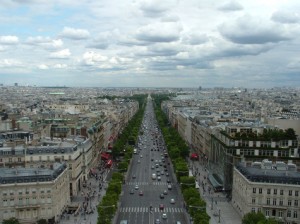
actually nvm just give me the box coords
[14,83,18,87]
[198,86,202,90]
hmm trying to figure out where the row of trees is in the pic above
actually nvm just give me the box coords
[242,212,279,224]
[97,95,147,224]
[2,218,48,224]
[153,94,210,224]
[111,95,147,158]
[225,128,297,141]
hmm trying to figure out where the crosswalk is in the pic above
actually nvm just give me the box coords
[119,207,184,213]
[127,182,171,186]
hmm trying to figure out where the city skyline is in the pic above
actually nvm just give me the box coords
[0,0,300,88]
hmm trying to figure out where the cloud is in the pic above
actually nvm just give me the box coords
[0,59,22,67]
[271,11,300,24]
[53,63,68,69]
[218,1,243,11]
[219,15,291,44]
[139,0,177,17]
[0,36,19,45]
[49,49,71,59]
[135,22,182,43]
[82,51,108,66]
[60,27,90,40]
[181,33,209,45]
[38,64,49,70]
[87,31,118,49]
[135,43,180,57]
[25,36,63,49]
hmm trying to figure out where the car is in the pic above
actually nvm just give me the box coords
[120,220,128,224]
[160,194,164,199]
[139,191,144,196]
[132,174,136,179]
[176,222,182,224]
[151,158,154,161]
[157,176,161,181]
[163,190,168,195]
[160,171,164,175]
[167,184,172,190]
[140,155,143,158]
[170,198,175,204]
[154,219,161,224]
[138,160,141,163]
[162,213,167,219]
[135,185,139,190]
[130,189,134,194]
[159,204,164,211]
[151,166,155,169]
[167,179,171,183]
[165,172,169,175]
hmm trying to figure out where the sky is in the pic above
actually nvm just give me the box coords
[0,0,300,88]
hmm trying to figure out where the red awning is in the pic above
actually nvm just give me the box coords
[190,153,199,159]
[106,159,113,168]
[101,152,110,160]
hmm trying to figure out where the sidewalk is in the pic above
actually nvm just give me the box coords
[188,159,241,224]
[59,164,113,224]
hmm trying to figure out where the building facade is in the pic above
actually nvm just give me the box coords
[232,160,300,224]
[0,163,69,224]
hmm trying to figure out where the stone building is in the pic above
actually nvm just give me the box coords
[0,163,69,224]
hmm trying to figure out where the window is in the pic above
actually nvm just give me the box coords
[280,190,284,195]
[287,210,291,217]
[288,200,292,206]
[293,211,298,219]
[267,189,271,194]
[278,210,283,217]
[295,200,298,206]
[289,190,292,196]
[253,188,256,193]
[18,158,21,162]
[273,199,277,205]
[257,208,261,213]
[279,199,283,206]
[265,210,270,216]
[267,198,270,205]
[274,189,277,195]
[296,191,299,197]
[251,208,255,213]
[252,198,256,204]
[259,188,262,194]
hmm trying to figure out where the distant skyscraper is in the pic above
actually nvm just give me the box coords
[198,86,202,90]
[14,83,18,86]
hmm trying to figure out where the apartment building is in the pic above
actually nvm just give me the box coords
[232,160,300,224]
[0,163,69,224]
[210,124,299,191]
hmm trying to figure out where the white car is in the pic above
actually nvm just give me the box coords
[170,198,175,204]
[162,213,167,219]
[135,185,139,190]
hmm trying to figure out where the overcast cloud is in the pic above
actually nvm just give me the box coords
[0,0,299,88]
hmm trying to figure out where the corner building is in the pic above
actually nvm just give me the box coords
[232,160,300,224]
[0,163,69,224]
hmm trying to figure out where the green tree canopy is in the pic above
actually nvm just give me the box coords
[242,212,272,224]
[2,218,21,224]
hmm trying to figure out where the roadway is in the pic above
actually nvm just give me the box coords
[116,99,186,224]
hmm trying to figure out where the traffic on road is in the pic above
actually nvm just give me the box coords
[116,97,186,224]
